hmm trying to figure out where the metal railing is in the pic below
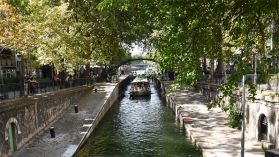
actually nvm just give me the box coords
[199,74,279,93]
[0,83,22,100]
[247,74,279,93]
[0,78,94,100]
[199,74,230,85]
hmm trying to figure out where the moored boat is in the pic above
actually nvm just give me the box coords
[129,78,151,98]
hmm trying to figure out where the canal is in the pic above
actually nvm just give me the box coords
[75,83,201,157]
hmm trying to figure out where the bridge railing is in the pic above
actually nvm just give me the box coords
[113,56,156,69]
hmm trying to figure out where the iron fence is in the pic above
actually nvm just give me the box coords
[0,83,22,100]
[199,74,279,93]
[0,78,94,100]
[200,74,230,85]
[246,74,279,93]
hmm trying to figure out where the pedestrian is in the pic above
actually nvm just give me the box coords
[29,76,38,94]
[69,75,73,87]
[24,74,30,96]
[65,75,70,88]
[53,74,60,90]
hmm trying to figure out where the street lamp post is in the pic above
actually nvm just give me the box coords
[241,75,246,157]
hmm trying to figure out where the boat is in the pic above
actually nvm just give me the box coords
[129,77,151,98]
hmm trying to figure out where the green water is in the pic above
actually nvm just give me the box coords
[75,84,201,157]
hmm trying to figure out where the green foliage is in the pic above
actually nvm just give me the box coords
[246,80,257,102]
[227,105,242,129]
[1,0,131,73]
[2,0,279,126]
[97,1,279,128]
[7,0,29,14]
[37,77,52,83]
[2,76,21,84]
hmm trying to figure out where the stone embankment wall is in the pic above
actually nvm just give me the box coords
[156,79,279,150]
[196,82,279,149]
[0,86,92,157]
[74,76,131,154]
[153,79,175,111]
[246,100,279,148]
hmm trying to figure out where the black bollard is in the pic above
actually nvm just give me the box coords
[95,88,98,93]
[74,105,78,113]
[49,127,55,138]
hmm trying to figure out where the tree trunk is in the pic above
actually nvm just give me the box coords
[210,58,214,83]
[203,56,207,73]
[215,26,224,79]
[257,12,270,89]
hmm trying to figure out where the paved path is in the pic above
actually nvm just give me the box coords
[163,82,265,157]
[14,80,121,157]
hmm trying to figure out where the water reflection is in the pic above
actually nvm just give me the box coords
[75,83,201,157]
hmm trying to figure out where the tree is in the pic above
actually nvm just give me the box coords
[1,0,131,74]
[0,0,24,48]
[97,0,279,127]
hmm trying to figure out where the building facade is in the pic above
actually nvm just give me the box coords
[0,46,22,81]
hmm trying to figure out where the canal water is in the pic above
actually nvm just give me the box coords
[75,84,201,157]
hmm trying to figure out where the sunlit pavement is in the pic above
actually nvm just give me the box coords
[163,81,264,157]
[13,76,128,157]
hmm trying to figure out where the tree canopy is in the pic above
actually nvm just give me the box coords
[2,0,279,126]
[2,0,279,74]
[1,0,132,72]
[97,0,279,127]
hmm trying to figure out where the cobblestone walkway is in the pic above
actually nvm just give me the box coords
[14,82,119,157]
[163,82,264,157]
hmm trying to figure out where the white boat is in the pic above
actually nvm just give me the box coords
[129,78,151,98]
